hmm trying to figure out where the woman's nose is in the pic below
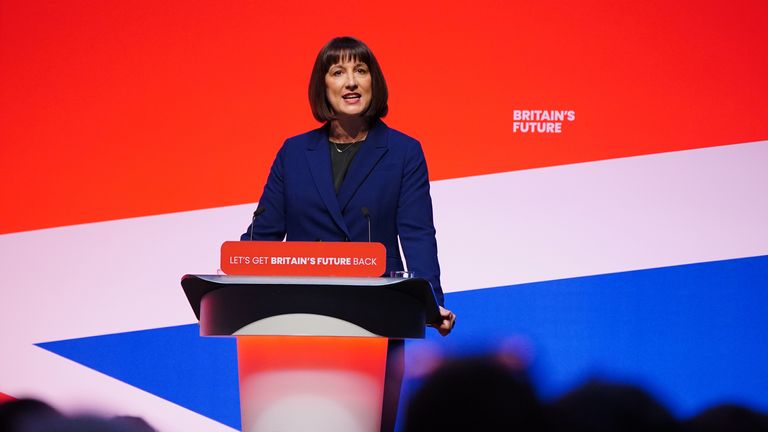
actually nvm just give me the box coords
[344,72,358,89]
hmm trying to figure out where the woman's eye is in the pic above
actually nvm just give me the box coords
[357,68,368,74]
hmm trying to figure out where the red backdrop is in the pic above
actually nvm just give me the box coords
[2,0,767,234]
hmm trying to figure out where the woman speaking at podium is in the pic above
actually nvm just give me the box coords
[241,37,456,429]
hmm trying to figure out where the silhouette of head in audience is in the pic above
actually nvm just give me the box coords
[402,354,547,431]
[0,398,156,432]
[550,379,679,432]
[0,398,63,432]
[684,403,768,432]
[22,415,156,432]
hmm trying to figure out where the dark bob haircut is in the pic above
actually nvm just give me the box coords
[308,36,389,123]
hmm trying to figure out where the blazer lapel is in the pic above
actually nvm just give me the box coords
[305,130,350,237]
[336,120,389,212]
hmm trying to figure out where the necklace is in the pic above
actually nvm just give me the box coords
[333,142,357,153]
[329,130,368,152]
[330,133,367,153]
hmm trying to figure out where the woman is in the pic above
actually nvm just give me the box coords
[242,36,456,335]
[241,34,455,432]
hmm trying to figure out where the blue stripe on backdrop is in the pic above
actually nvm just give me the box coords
[37,324,241,430]
[38,255,768,430]
[400,254,768,425]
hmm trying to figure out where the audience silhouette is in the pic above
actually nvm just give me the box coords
[683,403,768,432]
[2,356,767,432]
[402,354,549,431]
[550,380,679,432]
[0,398,63,432]
[0,399,156,432]
[401,352,768,432]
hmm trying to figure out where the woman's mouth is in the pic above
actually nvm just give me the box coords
[342,93,361,103]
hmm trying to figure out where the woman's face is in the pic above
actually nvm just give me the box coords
[325,58,372,119]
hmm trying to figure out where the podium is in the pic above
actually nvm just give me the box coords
[182,274,441,432]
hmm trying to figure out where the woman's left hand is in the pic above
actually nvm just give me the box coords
[434,306,456,336]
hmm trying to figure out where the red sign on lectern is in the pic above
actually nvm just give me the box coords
[220,241,386,277]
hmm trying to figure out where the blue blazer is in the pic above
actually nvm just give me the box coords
[241,119,444,306]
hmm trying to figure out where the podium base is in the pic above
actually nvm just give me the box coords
[237,336,388,432]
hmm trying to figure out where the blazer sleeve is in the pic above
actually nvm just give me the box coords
[240,144,288,241]
[396,140,445,306]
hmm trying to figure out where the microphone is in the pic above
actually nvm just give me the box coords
[249,206,266,241]
[361,207,371,242]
